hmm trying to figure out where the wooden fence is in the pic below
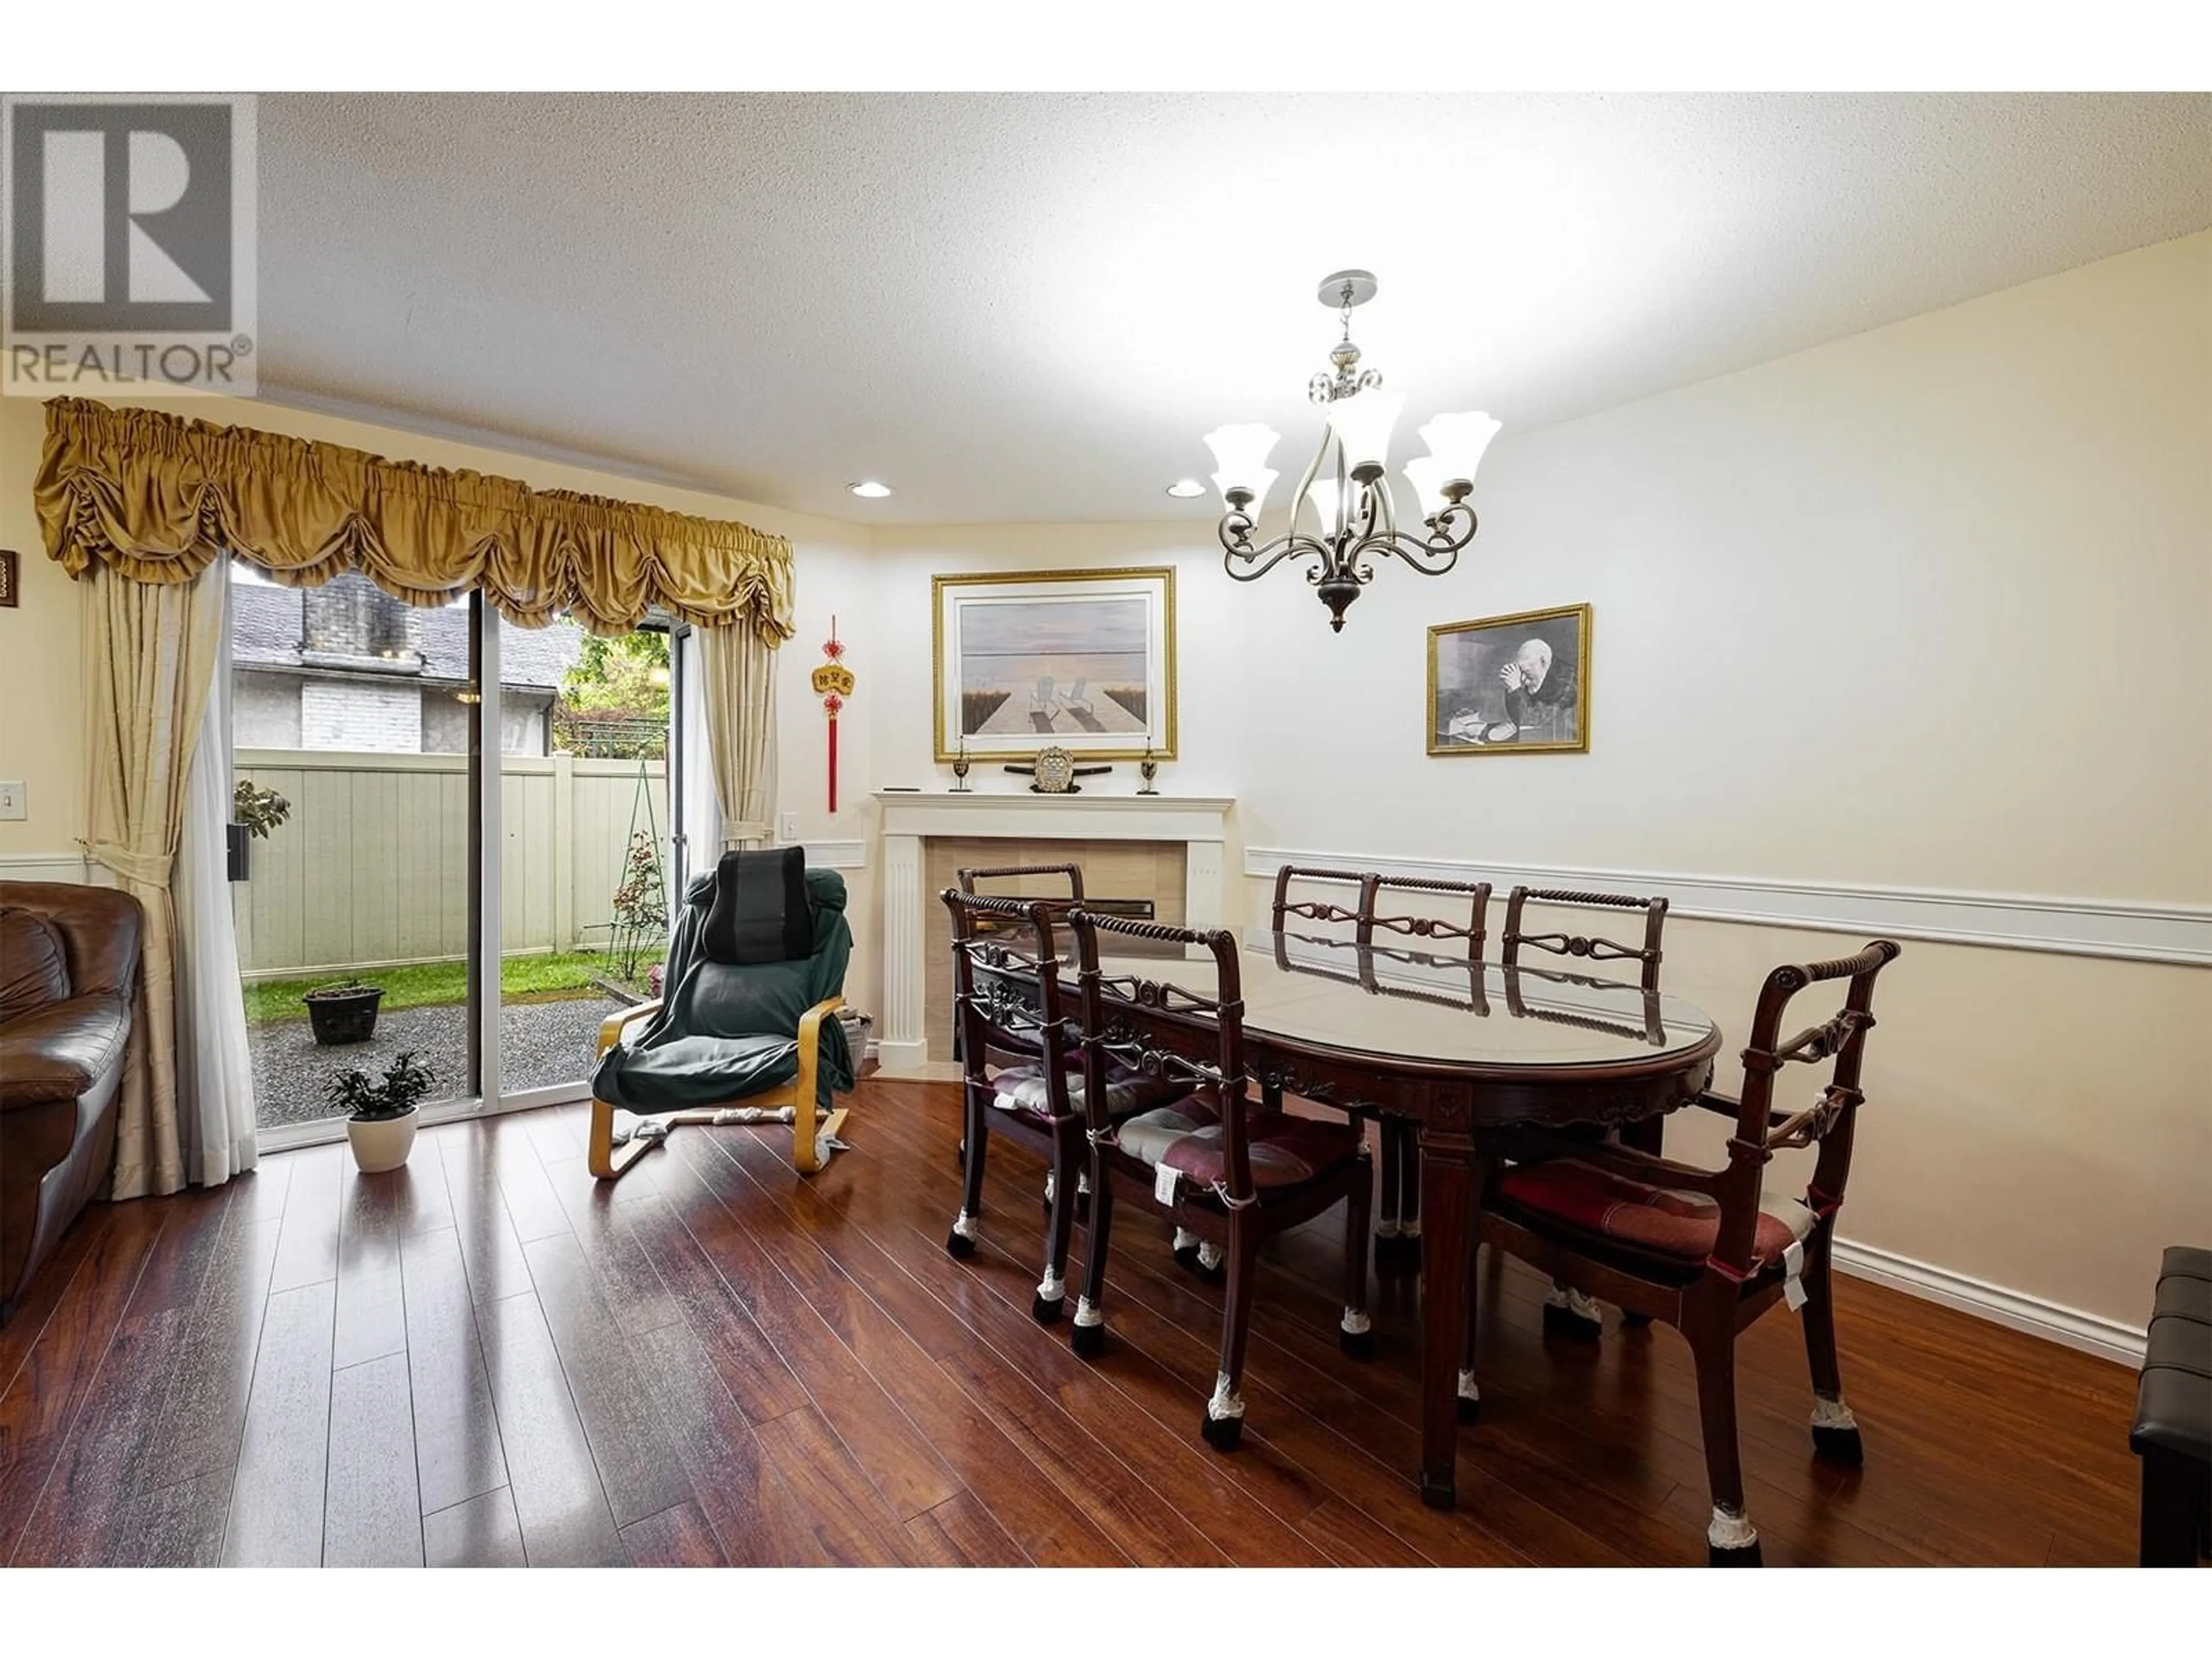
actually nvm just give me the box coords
[232,748,669,979]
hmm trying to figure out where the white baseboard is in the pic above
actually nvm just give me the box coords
[1831,1236,2146,1368]
[1244,845,2211,969]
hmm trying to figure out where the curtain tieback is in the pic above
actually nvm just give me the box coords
[80,839,176,889]
[721,818,771,847]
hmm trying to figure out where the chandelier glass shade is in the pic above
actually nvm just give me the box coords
[1203,271,1499,631]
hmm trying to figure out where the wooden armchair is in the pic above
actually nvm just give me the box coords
[1359,875,1492,1268]
[1067,909,1374,1452]
[589,857,853,1182]
[944,891,1110,1321]
[1464,939,1902,1565]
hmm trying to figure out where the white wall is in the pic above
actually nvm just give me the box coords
[1221,230,2211,1335]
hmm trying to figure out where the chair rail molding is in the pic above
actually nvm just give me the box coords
[1243,846,2211,969]
[0,851,106,886]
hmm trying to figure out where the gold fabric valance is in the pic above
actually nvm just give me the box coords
[35,397,794,642]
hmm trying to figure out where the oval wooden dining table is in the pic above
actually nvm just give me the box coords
[1090,927,1725,1510]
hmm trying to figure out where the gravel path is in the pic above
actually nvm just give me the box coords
[250,994,633,1128]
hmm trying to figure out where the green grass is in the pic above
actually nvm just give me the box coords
[244,949,664,1026]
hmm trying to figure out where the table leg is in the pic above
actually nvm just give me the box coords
[1418,1122,1478,1510]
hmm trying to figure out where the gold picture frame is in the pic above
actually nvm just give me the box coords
[933,567,1177,763]
[1427,603,1592,756]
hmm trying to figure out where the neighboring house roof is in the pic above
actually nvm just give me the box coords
[230,579,583,691]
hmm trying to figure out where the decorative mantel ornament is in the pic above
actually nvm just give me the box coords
[809,617,855,813]
[1002,744,1111,794]
[1204,271,1501,632]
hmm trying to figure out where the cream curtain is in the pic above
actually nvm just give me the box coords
[36,397,796,643]
[80,561,224,1199]
[175,588,259,1186]
[698,623,779,850]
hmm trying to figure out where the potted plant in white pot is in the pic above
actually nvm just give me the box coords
[327,1051,435,1173]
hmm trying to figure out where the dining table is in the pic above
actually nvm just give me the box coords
[1088,926,1726,1509]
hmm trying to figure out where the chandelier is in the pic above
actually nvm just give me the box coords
[1203,270,1501,631]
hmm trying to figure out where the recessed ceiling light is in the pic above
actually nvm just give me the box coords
[847,480,893,499]
[1165,478,1206,498]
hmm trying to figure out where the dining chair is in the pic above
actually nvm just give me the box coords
[1500,884,1668,989]
[1270,863,1378,934]
[953,862,1086,1185]
[1462,939,1902,1565]
[1359,874,1493,1268]
[1500,884,1672,1332]
[940,888,1188,1323]
[1066,907,1375,1450]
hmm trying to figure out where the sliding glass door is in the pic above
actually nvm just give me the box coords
[226,564,687,1143]
[495,612,676,1104]
[229,563,477,1142]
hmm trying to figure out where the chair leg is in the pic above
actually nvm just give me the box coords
[1799,1236,1862,1465]
[1377,1119,1403,1260]
[1340,1155,1375,1359]
[1035,1140,1079,1325]
[1202,1222,1262,1452]
[1543,1278,1604,1340]
[1396,1122,1422,1266]
[1458,1235,1483,1425]
[1689,1316,1760,1566]
[946,1087,988,1260]
[2139,1450,2205,1567]
[587,1095,655,1182]
[1070,1157,1113,1358]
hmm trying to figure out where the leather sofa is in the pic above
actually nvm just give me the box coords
[0,881,142,1323]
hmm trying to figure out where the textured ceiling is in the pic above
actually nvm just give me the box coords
[255,92,2212,523]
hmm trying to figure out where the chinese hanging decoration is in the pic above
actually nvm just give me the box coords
[809,616,855,814]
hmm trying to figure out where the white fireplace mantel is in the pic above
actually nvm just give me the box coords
[874,790,1234,1074]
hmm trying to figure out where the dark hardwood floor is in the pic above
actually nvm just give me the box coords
[0,1080,2144,1567]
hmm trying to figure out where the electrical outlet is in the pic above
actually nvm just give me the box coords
[0,780,25,821]
[778,810,798,843]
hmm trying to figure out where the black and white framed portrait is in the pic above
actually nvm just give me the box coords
[1427,604,1591,756]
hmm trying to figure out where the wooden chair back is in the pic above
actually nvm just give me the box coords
[1703,939,1901,1276]
[1270,863,1378,935]
[1501,885,1669,989]
[942,888,1075,1101]
[1067,910,1256,1203]
[958,861,1085,910]
[1363,874,1491,960]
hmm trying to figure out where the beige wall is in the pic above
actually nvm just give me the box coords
[1224,232,2212,1331]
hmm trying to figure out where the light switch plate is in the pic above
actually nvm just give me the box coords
[778,810,799,843]
[0,780,25,821]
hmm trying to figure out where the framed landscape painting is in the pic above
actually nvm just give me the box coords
[933,567,1177,762]
[1427,603,1592,756]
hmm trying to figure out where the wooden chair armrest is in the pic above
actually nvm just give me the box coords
[597,999,662,1057]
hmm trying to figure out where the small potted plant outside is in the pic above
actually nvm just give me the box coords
[229,779,291,881]
[328,1051,435,1173]
[304,977,384,1045]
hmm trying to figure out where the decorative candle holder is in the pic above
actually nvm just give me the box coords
[950,739,972,793]
[1137,743,1160,796]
